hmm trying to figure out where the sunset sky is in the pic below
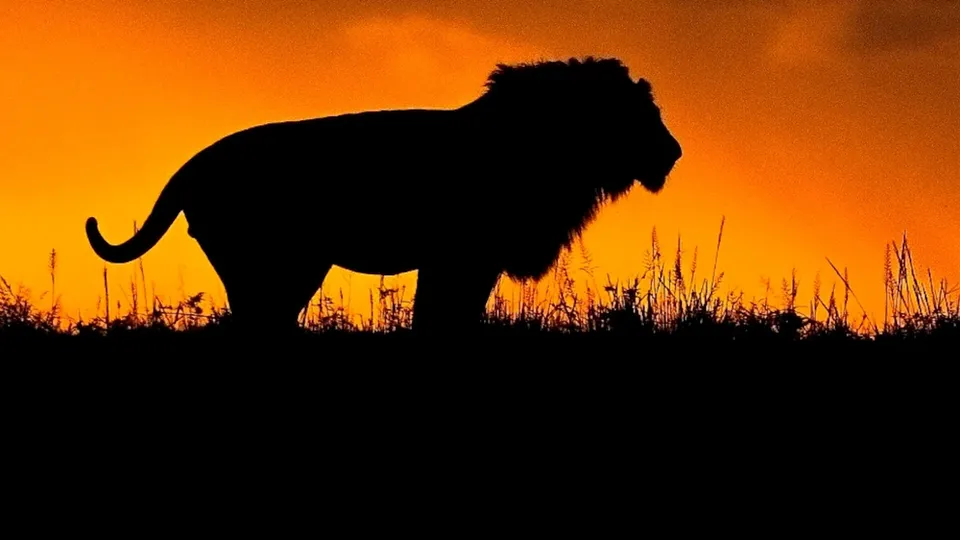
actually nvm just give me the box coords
[2,0,958,325]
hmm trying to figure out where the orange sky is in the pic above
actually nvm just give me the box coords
[2,0,958,326]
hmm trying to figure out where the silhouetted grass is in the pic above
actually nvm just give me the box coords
[2,224,957,349]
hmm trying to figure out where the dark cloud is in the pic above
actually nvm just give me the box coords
[847,0,960,53]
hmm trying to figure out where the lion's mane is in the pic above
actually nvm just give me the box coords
[463,56,661,281]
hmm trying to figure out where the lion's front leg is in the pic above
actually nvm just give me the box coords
[412,265,501,335]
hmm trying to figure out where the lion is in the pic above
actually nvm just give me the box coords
[85,56,682,334]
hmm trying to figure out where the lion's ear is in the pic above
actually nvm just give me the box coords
[636,78,652,94]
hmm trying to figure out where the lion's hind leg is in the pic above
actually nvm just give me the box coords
[412,264,501,335]
[225,267,331,337]
[194,234,331,338]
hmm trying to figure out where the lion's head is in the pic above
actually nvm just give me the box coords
[475,56,682,197]
[459,56,683,282]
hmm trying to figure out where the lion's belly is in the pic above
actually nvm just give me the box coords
[325,219,478,276]
[330,235,422,275]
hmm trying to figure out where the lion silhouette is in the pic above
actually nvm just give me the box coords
[85,57,682,334]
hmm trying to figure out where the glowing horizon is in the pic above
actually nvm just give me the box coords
[2,1,958,328]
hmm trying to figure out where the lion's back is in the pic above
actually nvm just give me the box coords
[202,109,466,192]
[182,107,489,237]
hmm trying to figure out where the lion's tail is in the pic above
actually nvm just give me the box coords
[85,170,186,264]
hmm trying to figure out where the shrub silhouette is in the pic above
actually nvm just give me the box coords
[3,229,957,347]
